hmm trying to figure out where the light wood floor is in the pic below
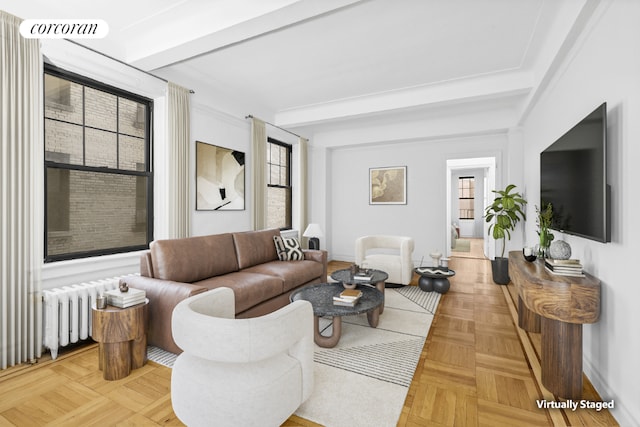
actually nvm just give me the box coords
[0,255,618,426]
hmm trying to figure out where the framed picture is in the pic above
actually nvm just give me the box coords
[369,166,407,205]
[196,141,245,210]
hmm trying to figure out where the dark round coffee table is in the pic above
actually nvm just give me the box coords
[330,268,388,314]
[290,283,384,348]
[414,267,455,293]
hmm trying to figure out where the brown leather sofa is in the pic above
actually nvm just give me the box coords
[123,228,327,354]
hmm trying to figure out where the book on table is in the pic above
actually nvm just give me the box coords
[333,289,362,306]
[544,259,583,276]
[544,266,585,278]
[353,274,372,281]
[105,288,146,308]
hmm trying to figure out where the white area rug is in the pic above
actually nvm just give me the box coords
[295,286,440,427]
[147,286,440,427]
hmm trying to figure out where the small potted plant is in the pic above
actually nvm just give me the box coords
[536,203,554,258]
[484,184,527,284]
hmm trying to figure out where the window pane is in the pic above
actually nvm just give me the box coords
[120,135,146,171]
[270,143,280,164]
[84,87,117,131]
[85,128,117,168]
[269,164,280,185]
[44,74,82,124]
[267,186,291,229]
[45,119,83,165]
[47,168,70,232]
[46,169,148,257]
[119,98,146,138]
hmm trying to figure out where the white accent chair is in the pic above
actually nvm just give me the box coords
[171,287,314,427]
[355,235,415,285]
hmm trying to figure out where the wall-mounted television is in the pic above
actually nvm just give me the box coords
[540,102,611,243]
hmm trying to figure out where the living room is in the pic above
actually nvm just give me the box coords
[1,1,639,426]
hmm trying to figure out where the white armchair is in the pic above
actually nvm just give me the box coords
[171,287,314,427]
[355,235,415,285]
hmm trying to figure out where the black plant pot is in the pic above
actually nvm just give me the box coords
[491,257,510,285]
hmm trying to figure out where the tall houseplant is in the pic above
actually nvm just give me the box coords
[484,184,527,284]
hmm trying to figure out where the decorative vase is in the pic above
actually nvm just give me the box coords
[429,250,442,267]
[549,240,572,260]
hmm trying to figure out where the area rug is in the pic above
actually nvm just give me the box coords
[147,286,440,427]
[453,238,471,252]
[295,286,440,427]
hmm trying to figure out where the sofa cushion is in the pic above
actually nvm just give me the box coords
[273,236,304,261]
[151,233,239,283]
[195,272,284,314]
[244,260,323,292]
[233,229,280,270]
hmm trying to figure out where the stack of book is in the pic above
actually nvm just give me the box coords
[544,258,585,277]
[333,289,362,307]
[105,288,146,308]
[353,272,372,281]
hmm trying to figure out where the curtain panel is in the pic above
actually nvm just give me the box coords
[167,82,191,239]
[251,118,267,230]
[0,11,44,369]
[298,137,308,242]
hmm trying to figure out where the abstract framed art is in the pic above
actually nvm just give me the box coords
[196,141,245,210]
[369,166,407,205]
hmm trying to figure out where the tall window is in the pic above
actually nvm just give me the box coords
[458,176,475,219]
[266,138,292,230]
[44,66,153,262]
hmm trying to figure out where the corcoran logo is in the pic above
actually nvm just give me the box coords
[19,19,109,39]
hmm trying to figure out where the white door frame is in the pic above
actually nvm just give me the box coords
[446,157,496,259]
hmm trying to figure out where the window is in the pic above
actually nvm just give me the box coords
[44,66,153,262]
[266,138,292,230]
[458,176,475,220]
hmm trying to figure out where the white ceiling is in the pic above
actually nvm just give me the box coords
[4,0,593,130]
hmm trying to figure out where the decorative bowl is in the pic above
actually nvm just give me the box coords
[522,248,537,262]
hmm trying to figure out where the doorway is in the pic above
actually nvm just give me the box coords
[445,157,496,260]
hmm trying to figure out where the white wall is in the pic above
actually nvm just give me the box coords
[311,131,519,266]
[189,103,252,236]
[520,1,640,424]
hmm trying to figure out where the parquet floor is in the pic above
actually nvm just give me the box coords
[0,254,618,426]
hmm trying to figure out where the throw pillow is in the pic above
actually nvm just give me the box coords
[273,236,305,261]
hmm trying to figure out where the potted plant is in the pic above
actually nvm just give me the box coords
[483,184,527,284]
[536,203,554,258]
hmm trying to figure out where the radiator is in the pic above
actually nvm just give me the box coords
[42,277,125,359]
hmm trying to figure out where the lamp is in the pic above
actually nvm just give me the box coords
[303,223,323,250]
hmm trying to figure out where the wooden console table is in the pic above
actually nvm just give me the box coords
[508,251,600,399]
[91,300,149,380]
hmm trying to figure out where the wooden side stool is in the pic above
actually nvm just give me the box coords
[91,299,149,380]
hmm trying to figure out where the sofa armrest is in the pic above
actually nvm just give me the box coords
[303,249,327,281]
[121,275,208,354]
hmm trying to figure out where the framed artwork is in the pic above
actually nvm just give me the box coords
[369,166,407,205]
[196,141,245,210]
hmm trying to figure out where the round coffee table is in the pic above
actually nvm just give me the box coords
[330,268,388,314]
[414,267,455,293]
[290,283,383,348]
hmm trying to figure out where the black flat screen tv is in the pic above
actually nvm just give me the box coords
[540,102,611,243]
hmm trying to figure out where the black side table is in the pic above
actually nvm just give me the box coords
[414,267,455,294]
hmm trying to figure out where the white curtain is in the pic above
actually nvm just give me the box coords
[167,82,191,239]
[251,118,267,230]
[0,11,43,369]
[298,137,308,241]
